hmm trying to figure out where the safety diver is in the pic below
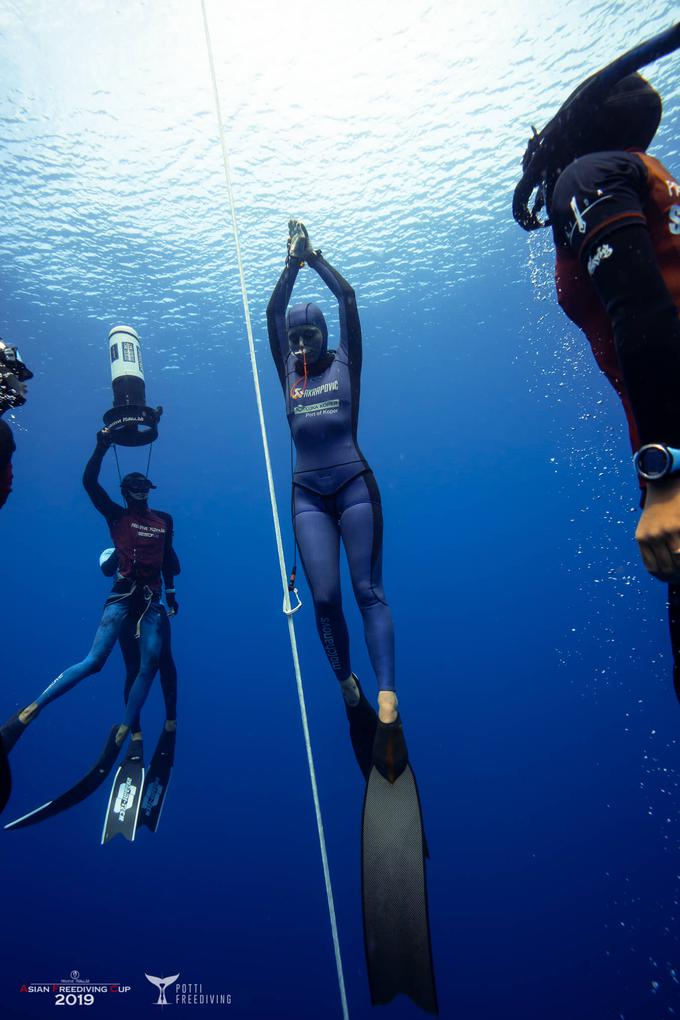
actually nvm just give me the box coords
[513,24,680,691]
[267,220,406,782]
[0,427,179,757]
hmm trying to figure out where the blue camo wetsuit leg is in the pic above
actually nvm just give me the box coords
[119,601,163,729]
[34,600,129,709]
[120,608,176,728]
[267,249,396,692]
[34,594,163,723]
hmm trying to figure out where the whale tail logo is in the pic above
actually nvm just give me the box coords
[145,973,180,1006]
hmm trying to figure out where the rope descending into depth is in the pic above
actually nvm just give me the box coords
[199,6,350,1019]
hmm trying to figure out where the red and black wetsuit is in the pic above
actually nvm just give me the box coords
[0,418,15,510]
[549,147,680,692]
[551,149,680,452]
[83,442,176,598]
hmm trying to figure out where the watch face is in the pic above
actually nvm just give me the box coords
[638,446,671,479]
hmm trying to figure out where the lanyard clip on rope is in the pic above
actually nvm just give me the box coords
[284,565,302,616]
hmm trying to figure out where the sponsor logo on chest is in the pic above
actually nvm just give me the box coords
[129,519,165,541]
[290,378,339,401]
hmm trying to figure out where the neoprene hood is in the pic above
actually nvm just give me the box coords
[286,302,329,362]
[513,21,680,230]
[556,73,661,164]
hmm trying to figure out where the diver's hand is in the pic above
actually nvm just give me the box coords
[288,218,313,259]
[636,478,680,582]
[96,428,112,450]
[166,592,179,616]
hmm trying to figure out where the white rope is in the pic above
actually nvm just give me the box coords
[199,6,350,1019]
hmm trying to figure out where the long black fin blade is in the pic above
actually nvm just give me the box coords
[5,726,120,832]
[362,764,438,1014]
[137,728,176,833]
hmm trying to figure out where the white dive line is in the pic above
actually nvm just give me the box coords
[199,5,350,1020]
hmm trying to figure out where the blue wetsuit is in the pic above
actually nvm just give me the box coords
[267,251,395,692]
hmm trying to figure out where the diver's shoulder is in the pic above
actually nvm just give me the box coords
[152,508,173,526]
[554,149,646,199]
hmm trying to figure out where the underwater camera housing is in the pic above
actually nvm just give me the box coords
[103,325,162,447]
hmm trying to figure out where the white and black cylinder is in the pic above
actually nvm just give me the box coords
[103,324,161,447]
[109,325,146,406]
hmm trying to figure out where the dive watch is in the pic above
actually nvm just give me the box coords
[634,443,680,482]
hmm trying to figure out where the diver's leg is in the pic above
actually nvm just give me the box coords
[293,487,352,683]
[119,616,143,735]
[118,603,162,743]
[0,601,128,753]
[338,474,396,723]
[35,602,127,712]
[295,487,377,776]
[158,610,177,731]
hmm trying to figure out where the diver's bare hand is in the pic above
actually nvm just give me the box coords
[288,219,313,259]
[636,478,680,582]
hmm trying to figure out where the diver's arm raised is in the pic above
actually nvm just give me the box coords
[82,430,122,521]
[304,250,362,371]
[266,234,304,386]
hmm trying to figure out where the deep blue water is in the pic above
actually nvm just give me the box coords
[1,1,680,1017]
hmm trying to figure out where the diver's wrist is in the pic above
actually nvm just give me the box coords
[634,443,680,483]
[642,476,680,507]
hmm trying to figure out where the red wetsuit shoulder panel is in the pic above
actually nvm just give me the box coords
[636,153,680,309]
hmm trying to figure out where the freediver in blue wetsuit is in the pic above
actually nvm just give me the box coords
[268,222,437,1014]
[267,220,405,781]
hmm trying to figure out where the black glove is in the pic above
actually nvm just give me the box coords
[96,428,113,449]
[166,592,179,616]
